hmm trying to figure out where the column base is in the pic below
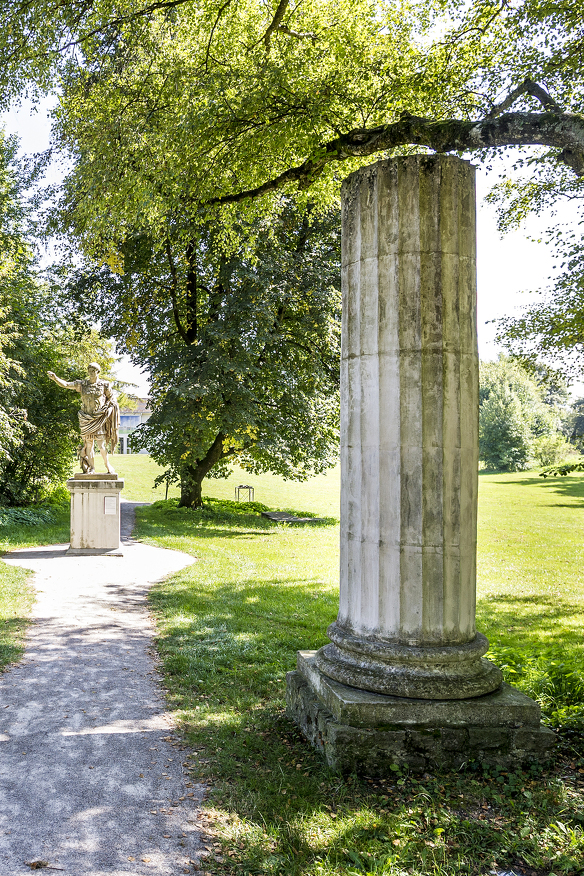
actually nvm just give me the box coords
[316,623,503,699]
[286,651,555,775]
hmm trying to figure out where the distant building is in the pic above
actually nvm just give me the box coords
[117,398,151,454]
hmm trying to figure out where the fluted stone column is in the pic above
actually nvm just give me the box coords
[315,155,502,700]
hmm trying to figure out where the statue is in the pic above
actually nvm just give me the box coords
[47,362,120,474]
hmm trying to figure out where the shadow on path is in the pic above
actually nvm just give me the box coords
[0,520,204,876]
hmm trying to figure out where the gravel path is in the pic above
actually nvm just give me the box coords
[0,501,206,876]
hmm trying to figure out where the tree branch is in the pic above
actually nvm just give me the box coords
[206,105,584,207]
[165,238,190,345]
[204,0,234,73]
[277,25,317,43]
[57,0,197,51]
[487,78,563,118]
[262,0,290,48]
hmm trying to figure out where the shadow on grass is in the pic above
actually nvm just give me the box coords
[482,472,584,503]
[0,615,29,670]
[0,509,70,553]
[151,568,584,876]
[136,500,337,542]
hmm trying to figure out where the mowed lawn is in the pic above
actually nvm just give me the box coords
[1,458,583,874]
[129,461,584,876]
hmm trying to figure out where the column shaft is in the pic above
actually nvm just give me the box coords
[316,155,501,699]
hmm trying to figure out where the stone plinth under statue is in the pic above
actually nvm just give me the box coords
[67,473,124,556]
[286,155,555,772]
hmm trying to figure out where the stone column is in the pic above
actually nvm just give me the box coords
[287,155,555,773]
[315,155,501,700]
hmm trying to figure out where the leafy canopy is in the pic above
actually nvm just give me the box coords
[42,0,583,266]
[0,130,115,505]
[63,204,341,506]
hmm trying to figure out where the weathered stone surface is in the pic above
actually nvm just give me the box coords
[286,668,555,775]
[298,651,540,728]
[73,472,119,480]
[67,477,124,552]
[287,155,555,772]
[513,726,556,753]
[316,155,501,700]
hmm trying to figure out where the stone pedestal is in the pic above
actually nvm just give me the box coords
[286,155,554,771]
[287,653,555,774]
[67,474,124,556]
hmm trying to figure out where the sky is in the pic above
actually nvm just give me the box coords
[3,97,581,399]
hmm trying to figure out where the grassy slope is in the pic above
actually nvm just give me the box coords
[131,463,584,876]
[112,454,341,517]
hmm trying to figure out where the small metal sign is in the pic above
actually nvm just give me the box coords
[104,496,117,515]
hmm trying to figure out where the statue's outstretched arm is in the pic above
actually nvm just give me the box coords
[47,371,79,391]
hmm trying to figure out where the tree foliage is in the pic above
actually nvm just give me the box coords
[479,356,564,471]
[63,205,341,506]
[4,1,584,496]
[0,131,114,505]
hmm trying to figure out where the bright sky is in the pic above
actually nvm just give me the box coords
[3,98,581,398]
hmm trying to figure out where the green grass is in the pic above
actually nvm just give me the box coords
[477,472,584,728]
[0,562,34,669]
[2,458,584,873]
[133,467,584,876]
[0,501,70,670]
[111,454,341,516]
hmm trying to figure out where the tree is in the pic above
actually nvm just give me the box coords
[0,130,114,505]
[495,226,584,378]
[479,356,562,471]
[62,205,341,507]
[2,2,584,177]
[44,1,584,249]
[5,1,584,496]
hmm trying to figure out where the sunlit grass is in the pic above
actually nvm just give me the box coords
[112,453,341,517]
[1,457,584,873]
[0,504,69,670]
[137,471,584,876]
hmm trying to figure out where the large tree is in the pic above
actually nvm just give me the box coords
[4,1,584,499]
[45,1,583,244]
[479,356,564,471]
[63,205,341,507]
[2,2,584,179]
[0,131,114,505]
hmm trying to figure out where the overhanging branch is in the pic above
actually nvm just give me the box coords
[487,78,563,118]
[207,107,584,207]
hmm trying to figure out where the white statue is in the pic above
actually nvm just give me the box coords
[47,362,120,474]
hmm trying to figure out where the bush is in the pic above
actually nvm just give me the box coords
[0,506,56,527]
[532,433,575,467]
[488,644,584,728]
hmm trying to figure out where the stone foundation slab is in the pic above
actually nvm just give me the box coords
[286,652,556,774]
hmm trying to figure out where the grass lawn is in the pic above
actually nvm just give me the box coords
[0,503,70,670]
[111,454,341,517]
[129,463,584,876]
[1,457,583,874]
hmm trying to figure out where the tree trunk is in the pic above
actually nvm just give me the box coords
[178,431,226,509]
[180,470,204,508]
